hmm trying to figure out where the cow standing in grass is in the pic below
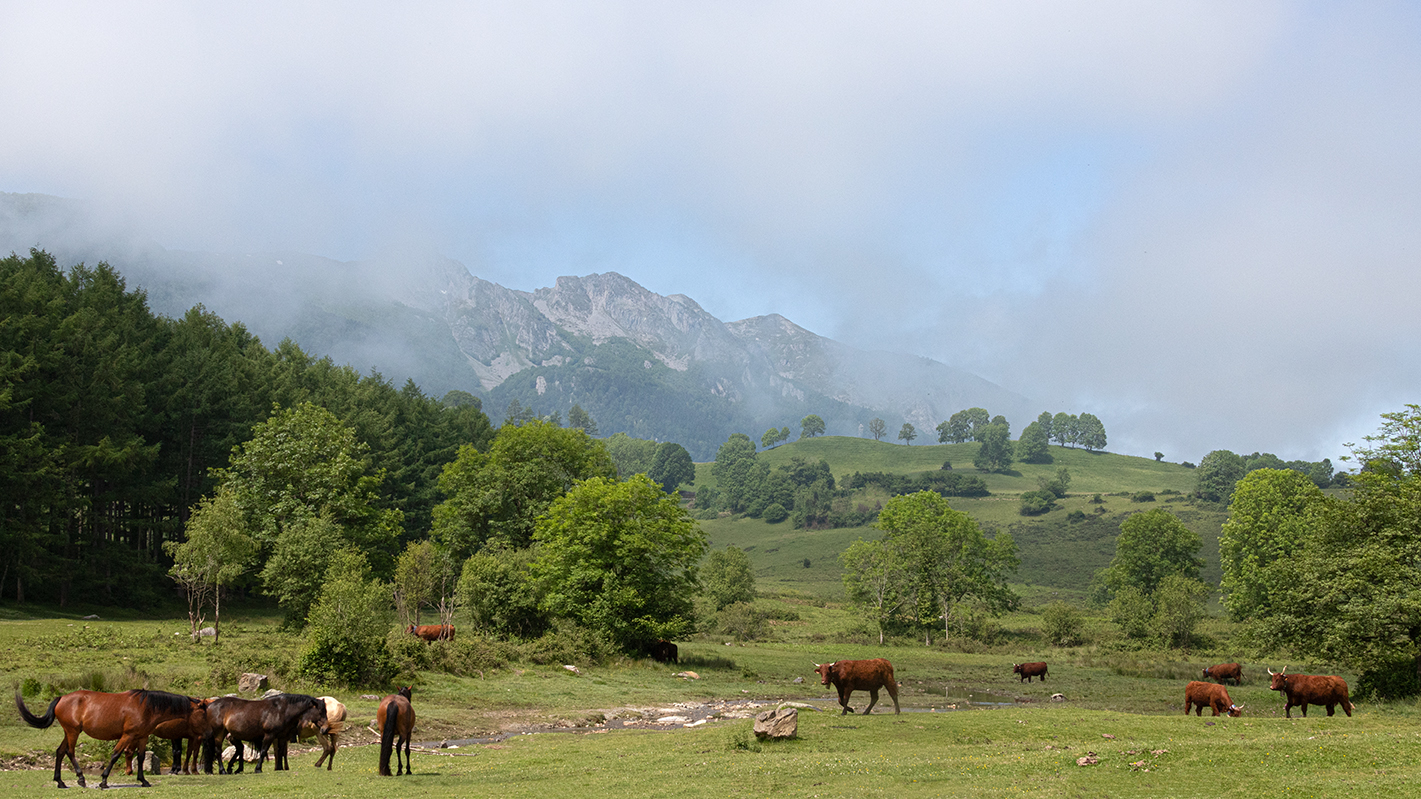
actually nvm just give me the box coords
[1184,681,1243,717]
[1268,667,1354,718]
[1012,662,1048,683]
[1203,663,1243,685]
[407,624,455,642]
[814,659,900,715]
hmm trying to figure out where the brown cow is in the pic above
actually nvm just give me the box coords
[1203,663,1243,685]
[649,640,678,664]
[813,659,900,715]
[1012,662,1048,683]
[1268,667,1354,718]
[1184,681,1243,717]
[406,624,455,642]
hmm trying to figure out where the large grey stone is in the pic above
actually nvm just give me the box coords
[237,672,268,693]
[753,707,798,740]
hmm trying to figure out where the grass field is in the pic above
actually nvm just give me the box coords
[2,609,1417,798]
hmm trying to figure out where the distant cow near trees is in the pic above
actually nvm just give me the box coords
[648,640,678,664]
[1268,668,1354,718]
[1013,662,1048,683]
[1203,663,1243,685]
[1184,681,1242,717]
[813,659,900,715]
[406,624,455,642]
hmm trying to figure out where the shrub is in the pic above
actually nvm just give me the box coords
[1019,490,1056,516]
[519,621,614,665]
[296,550,397,687]
[762,503,788,523]
[1066,509,1087,522]
[1131,491,1156,503]
[718,602,769,641]
[1041,601,1086,647]
[1355,658,1421,701]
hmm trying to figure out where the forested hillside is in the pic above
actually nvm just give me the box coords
[0,250,494,607]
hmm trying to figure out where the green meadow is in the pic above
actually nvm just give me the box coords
[4,437,1408,797]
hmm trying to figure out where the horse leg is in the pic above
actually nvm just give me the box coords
[52,740,69,789]
[403,734,412,775]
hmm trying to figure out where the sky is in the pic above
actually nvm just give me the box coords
[3,1,1419,463]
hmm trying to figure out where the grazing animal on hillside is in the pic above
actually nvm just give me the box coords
[649,639,679,664]
[124,693,212,775]
[15,689,205,788]
[407,624,455,642]
[202,693,328,773]
[1013,662,1048,683]
[302,696,347,770]
[1203,663,1244,685]
[378,686,415,776]
[1184,681,1243,717]
[1268,667,1354,718]
[813,659,900,715]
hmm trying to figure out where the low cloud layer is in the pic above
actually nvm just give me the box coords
[4,1,1417,462]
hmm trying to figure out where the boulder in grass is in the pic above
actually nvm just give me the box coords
[238,673,269,693]
[753,707,798,740]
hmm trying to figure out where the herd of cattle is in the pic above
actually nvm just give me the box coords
[813,658,1355,721]
[12,625,1359,789]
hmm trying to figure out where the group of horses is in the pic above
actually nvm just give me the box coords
[14,686,416,787]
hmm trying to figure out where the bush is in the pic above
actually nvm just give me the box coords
[1019,490,1056,516]
[518,621,614,665]
[1066,510,1087,522]
[762,503,788,523]
[1041,601,1085,647]
[1131,491,1156,503]
[1355,658,1421,701]
[718,602,769,641]
[296,550,397,687]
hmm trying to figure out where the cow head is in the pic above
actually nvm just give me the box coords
[813,662,835,686]
[1012,663,1022,674]
[1226,703,1243,717]
[406,624,416,634]
[1267,667,1288,691]
[1202,667,1211,679]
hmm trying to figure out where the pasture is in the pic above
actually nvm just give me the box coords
[4,610,1421,797]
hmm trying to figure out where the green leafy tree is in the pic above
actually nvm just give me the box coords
[431,420,616,558]
[709,433,767,514]
[1076,412,1107,452]
[1155,452,1164,462]
[1016,421,1051,463]
[532,474,707,653]
[566,404,598,435]
[869,418,887,442]
[1036,411,1055,442]
[604,433,659,478]
[1093,509,1203,603]
[393,540,439,628]
[702,546,757,610]
[898,422,918,445]
[1038,466,1071,498]
[800,414,826,439]
[1018,490,1056,516]
[259,514,346,625]
[1051,412,1079,447]
[840,537,911,644]
[164,486,257,643]
[1218,469,1324,621]
[648,442,696,493]
[761,428,782,449]
[972,423,1014,473]
[1151,574,1210,650]
[457,545,548,638]
[297,549,394,686]
[874,491,1019,644]
[1255,407,1421,687]
[1108,585,1154,640]
[1195,449,1247,502]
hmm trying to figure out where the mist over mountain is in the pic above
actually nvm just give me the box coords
[2,191,1033,459]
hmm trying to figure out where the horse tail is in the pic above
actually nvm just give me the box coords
[14,691,59,729]
[378,702,399,776]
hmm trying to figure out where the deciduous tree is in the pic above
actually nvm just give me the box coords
[800,414,826,439]
[1195,449,1246,502]
[898,422,917,445]
[702,546,757,610]
[1016,421,1051,463]
[869,418,887,441]
[972,423,1014,473]
[1093,509,1203,602]
[648,442,695,493]
[1218,469,1324,621]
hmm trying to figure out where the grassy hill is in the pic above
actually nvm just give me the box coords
[691,436,1224,600]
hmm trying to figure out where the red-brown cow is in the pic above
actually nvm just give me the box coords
[1184,681,1242,717]
[1268,667,1354,718]
[1012,662,1048,683]
[1203,663,1243,685]
[813,659,900,715]
[406,624,455,642]
[648,640,678,664]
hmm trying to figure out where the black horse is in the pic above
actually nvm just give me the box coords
[203,693,328,773]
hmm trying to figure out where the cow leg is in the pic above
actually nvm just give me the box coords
[863,688,880,715]
[838,687,854,714]
[1300,703,1309,717]
[1325,704,1335,717]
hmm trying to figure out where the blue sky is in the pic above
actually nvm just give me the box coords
[4,1,1419,463]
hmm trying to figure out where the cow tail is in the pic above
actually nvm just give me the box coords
[379,705,399,776]
[14,692,59,729]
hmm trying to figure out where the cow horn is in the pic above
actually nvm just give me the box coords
[1267,667,1275,675]
[814,663,820,668]
[1280,666,1287,674]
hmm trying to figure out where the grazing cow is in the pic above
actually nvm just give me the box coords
[1203,663,1244,685]
[1184,681,1243,717]
[1012,662,1048,683]
[406,624,455,642]
[649,640,679,664]
[1268,667,1354,718]
[813,659,900,715]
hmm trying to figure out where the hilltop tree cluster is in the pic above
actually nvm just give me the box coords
[1193,448,1343,503]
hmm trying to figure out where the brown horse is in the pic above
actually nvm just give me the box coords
[15,689,206,788]
[377,686,415,776]
[124,693,212,775]
[203,693,328,774]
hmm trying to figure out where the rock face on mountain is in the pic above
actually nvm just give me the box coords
[1,191,1032,458]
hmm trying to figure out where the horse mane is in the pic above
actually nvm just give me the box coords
[135,689,195,716]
